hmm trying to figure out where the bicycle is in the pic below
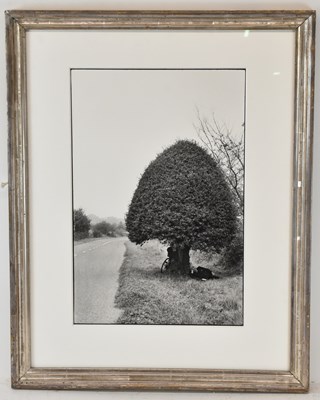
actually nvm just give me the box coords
[160,257,171,273]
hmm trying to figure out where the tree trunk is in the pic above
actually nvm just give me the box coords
[170,245,190,275]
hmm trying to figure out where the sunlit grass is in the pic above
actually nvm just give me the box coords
[115,240,243,325]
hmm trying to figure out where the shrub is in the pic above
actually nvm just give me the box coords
[222,232,244,274]
[74,231,90,241]
[92,229,103,238]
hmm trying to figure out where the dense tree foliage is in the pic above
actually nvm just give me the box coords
[73,208,91,240]
[126,140,237,273]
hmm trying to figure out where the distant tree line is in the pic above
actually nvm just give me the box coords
[92,220,127,238]
[73,208,127,241]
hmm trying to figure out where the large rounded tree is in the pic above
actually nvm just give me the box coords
[126,140,237,274]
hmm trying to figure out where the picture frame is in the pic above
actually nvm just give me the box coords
[6,10,315,392]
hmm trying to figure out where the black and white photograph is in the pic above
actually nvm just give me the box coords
[72,69,245,326]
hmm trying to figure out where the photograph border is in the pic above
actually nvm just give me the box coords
[6,10,315,392]
[70,66,246,327]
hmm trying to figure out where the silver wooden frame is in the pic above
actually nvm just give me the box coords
[6,10,315,393]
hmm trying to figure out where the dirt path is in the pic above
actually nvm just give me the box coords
[74,236,127,324]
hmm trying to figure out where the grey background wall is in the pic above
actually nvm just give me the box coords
[0,0,319,398]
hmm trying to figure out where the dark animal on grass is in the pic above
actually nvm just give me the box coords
[190,266,220,280]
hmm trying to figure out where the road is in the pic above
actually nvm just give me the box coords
[74,236,127,324]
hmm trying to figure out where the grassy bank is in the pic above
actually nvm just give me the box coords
[115,240,243,325]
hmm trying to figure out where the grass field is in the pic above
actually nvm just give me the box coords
[114,240,243,325]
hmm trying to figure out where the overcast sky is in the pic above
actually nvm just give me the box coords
[72,69,245,220]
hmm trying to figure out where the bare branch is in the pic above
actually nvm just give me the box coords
[194,111,244,217]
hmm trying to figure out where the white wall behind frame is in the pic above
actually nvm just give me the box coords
[0,0,320,399]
